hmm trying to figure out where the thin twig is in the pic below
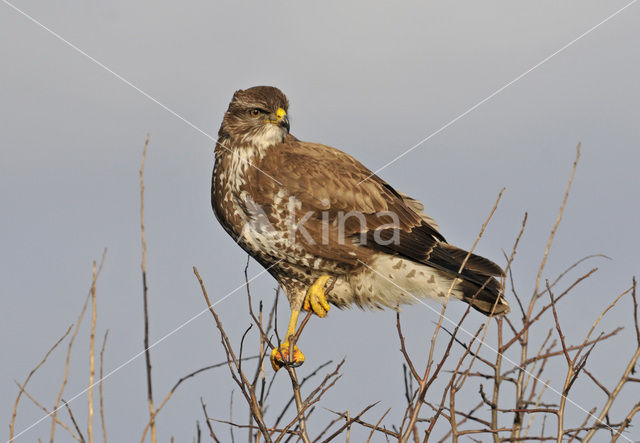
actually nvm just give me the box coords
[140,357,258,442]
[99,330,109,443]
[273,360,332,429]
[88,261,98,443]
[275,360,344,443]
[63,399,86,443]
[610,402,640,443]
[9,325,72,442]
[401,189,505,443]
[319,402,379,443]
[50,249,106,443]
[583,278,640,442]
[201,398,222,443]
[13,379,81,442]
[139,133,157,443]
[533,143,581,301]
[513,144,580,440]
[193,266,273,442]
[282,367,312,443]
[366,407,392,442]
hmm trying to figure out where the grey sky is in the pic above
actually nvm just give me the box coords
[2,1,639,441]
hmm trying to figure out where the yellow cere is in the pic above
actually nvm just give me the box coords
[276,107,287,120]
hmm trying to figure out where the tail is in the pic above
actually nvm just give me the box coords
[458,279,511,316]
[428,243,511,316]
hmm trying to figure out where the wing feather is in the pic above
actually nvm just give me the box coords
[251,136,503,297]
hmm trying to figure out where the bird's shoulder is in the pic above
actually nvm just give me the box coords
[267,135,363,171]
[254,135,398,212]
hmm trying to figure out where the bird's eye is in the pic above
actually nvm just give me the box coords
[250,109,262,117]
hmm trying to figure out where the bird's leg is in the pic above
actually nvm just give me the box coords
[303,275,332,318]
[270,276,333,371]
[270,307,305,371]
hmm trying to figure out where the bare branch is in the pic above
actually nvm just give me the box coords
[319,402,379,443]
[610,402,640,443]
[396,312,420,382]
[533,143,581,301]
[141,357,258,442]
[139,133,157,443]
[63,399,86,443]
[10,325,72,442]
[88,261,98,443]
[50,249,107,443]
[583,279,640,442]
[273,360,333,429]
[193,266,273,442]
[366,407,392,442]
[99,330,109,443]
[13,380,81,442]
[201,398,222,443]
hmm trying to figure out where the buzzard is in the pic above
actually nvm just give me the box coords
[211,86,510,371]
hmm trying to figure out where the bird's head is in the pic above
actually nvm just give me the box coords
[219,86,290,149]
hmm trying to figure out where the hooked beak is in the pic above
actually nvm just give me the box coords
[273,107,289,132]
[279,114,290,132]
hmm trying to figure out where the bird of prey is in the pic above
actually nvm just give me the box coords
[211,86,510,371]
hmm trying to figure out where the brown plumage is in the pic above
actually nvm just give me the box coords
[211,86,510,320]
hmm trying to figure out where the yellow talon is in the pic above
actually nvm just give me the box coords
[271,277,332,372]
[303,275,332,318]
[270,340,305,371]
[271,308,305,371]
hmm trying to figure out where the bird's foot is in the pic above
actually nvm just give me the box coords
[303,275,332,318]
[270,341,305,371]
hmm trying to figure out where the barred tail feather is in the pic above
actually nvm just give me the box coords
[428,243,511,316]
[459,279,511,316]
